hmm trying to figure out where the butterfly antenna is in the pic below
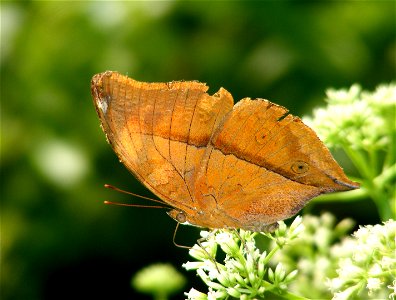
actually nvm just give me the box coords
[103,200,166,209]
[104,184,171,207]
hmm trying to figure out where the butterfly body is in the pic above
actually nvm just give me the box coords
[91,71,359,232]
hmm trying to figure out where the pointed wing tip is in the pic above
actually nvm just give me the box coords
[334,178,360,190]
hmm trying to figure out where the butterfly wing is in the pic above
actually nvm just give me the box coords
[191,98,359,230]
[91,71,234,214]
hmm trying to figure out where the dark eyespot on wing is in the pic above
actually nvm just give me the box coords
[291,161,309,174]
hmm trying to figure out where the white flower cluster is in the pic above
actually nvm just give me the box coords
[269,213,356,299]
[328,219,396,300]
[303,83,396,150]
[304,83,395,221]
[184,217,304,300]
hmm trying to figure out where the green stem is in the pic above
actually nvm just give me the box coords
[374,163,396,218]
[375,163,396,188]
[267,289,311,300]
[343,147,374,180]
[263,244,280,265]
[261,281,310,300]
[343,145,393,220]
[369,146,379,176]
[364,178,392,220]
[280,290,311,300]
[314,188,367,202]
[384,129,396,169]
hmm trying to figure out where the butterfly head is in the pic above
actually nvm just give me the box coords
[167,209,194,226]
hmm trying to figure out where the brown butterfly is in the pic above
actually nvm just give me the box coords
[91,71,359,232]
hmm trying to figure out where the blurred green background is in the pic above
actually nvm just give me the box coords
[1,1,394,299]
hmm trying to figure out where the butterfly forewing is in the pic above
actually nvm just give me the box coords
[91,71,233,214]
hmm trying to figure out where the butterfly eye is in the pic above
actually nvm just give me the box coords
[176,212,187,223]
[291,161,309,174]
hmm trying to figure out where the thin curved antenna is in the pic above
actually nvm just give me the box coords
[104,184,172,207]
[104,200,166,209]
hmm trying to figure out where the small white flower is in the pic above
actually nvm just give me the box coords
[208,268,220,281]
[316,256,331,272]
[297,258,313,274]
[330,237,355,258]
[381,256,396,270]
[215,232,233,244]
[200,231,211,238]
[332,285,359,300]
[328,277,345,291]
[185,288,207,300]
[366,84,396,107]
[289,216,305,238]
[352,244,372,263]
[207,288,217,300]
[326,84,361,104]
[353,225,370,240]
[183,261,205,270]
[368,263,383,277]
[337,258,363,279]
[366,277,382,293]
[189,245,208,261]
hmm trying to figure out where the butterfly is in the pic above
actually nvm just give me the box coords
[91,71,359,232]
